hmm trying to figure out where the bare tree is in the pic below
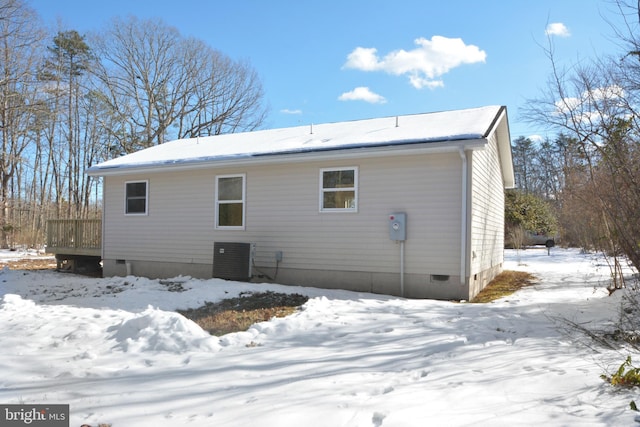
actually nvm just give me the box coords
[525,3,640,284]
[178,50,267,137]
[91,17,184,151]
[0,0,45,247]
[90,16,267,155]
[0,8,269,248]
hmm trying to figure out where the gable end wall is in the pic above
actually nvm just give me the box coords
[468,133,505,298]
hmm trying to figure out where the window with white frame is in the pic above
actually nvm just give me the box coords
[320,167,358,212]
[216,174,246,228]
[125,180,148,215]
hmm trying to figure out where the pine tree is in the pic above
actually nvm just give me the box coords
[41,30,91,218]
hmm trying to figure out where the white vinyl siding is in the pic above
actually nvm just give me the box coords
[469,134,505,275]
[102,152,462,275]
[104,172,215,264]
[248,155,460,274]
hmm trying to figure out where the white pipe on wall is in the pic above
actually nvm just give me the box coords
[400,241,405,297]
[458,148,467,285]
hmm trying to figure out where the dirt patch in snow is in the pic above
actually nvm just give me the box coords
[0,257,56,271]
[178,291,309,336]
[471,270,537,303]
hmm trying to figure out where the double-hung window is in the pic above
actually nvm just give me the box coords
[216,174,246,229]
[125,181,148,215]
[320,167,358,212]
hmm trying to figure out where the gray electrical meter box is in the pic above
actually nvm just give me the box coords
[388,212,407,241]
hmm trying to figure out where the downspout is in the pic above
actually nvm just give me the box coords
[100,178,105,262]
[458,148,467,285]
[400,240,405,297]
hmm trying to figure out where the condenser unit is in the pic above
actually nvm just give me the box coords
[213,242,252,281]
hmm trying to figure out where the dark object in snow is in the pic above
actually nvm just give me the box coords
[178,291,309,336]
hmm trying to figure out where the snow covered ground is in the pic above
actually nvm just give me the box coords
[0,247,638,426]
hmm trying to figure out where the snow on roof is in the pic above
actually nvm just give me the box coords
[88,105,505,174]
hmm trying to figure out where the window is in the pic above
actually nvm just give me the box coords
[320,167,358,212]
[125,181,148,215]
[216,174,245,228]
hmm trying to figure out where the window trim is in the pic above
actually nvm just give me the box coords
[124,180,149,216]
[319,167,358,213]
[215,173,246,230]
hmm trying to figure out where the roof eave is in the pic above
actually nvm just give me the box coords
[493,108,515,188]
[87,138,488,177]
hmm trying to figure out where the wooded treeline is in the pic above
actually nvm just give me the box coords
[515,0,640,287]
[5,0,640,284]
[0,0,267,248]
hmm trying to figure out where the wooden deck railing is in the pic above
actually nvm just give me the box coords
[46,219,102,257]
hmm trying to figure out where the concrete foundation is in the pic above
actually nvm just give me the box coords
[102,258,500,301]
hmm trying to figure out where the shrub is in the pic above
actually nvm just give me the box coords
[602,356,640,387]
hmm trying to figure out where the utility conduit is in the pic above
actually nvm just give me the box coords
[459,148,467,286]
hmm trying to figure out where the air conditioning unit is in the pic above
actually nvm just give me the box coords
[213,242,252,281]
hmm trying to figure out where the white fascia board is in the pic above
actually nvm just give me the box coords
[87,139,487,177]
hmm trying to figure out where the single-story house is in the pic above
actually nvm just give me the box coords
[87,105,514,300]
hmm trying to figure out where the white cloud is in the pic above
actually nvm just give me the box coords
[528,134,544,144]
[545,22,570,37]
[343,36,487,89]
[554,85,625,114]
[338,87,387,104]
[554,85,626,124]
[280,108,302,115]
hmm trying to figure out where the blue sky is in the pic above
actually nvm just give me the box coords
[28,0,627,141]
